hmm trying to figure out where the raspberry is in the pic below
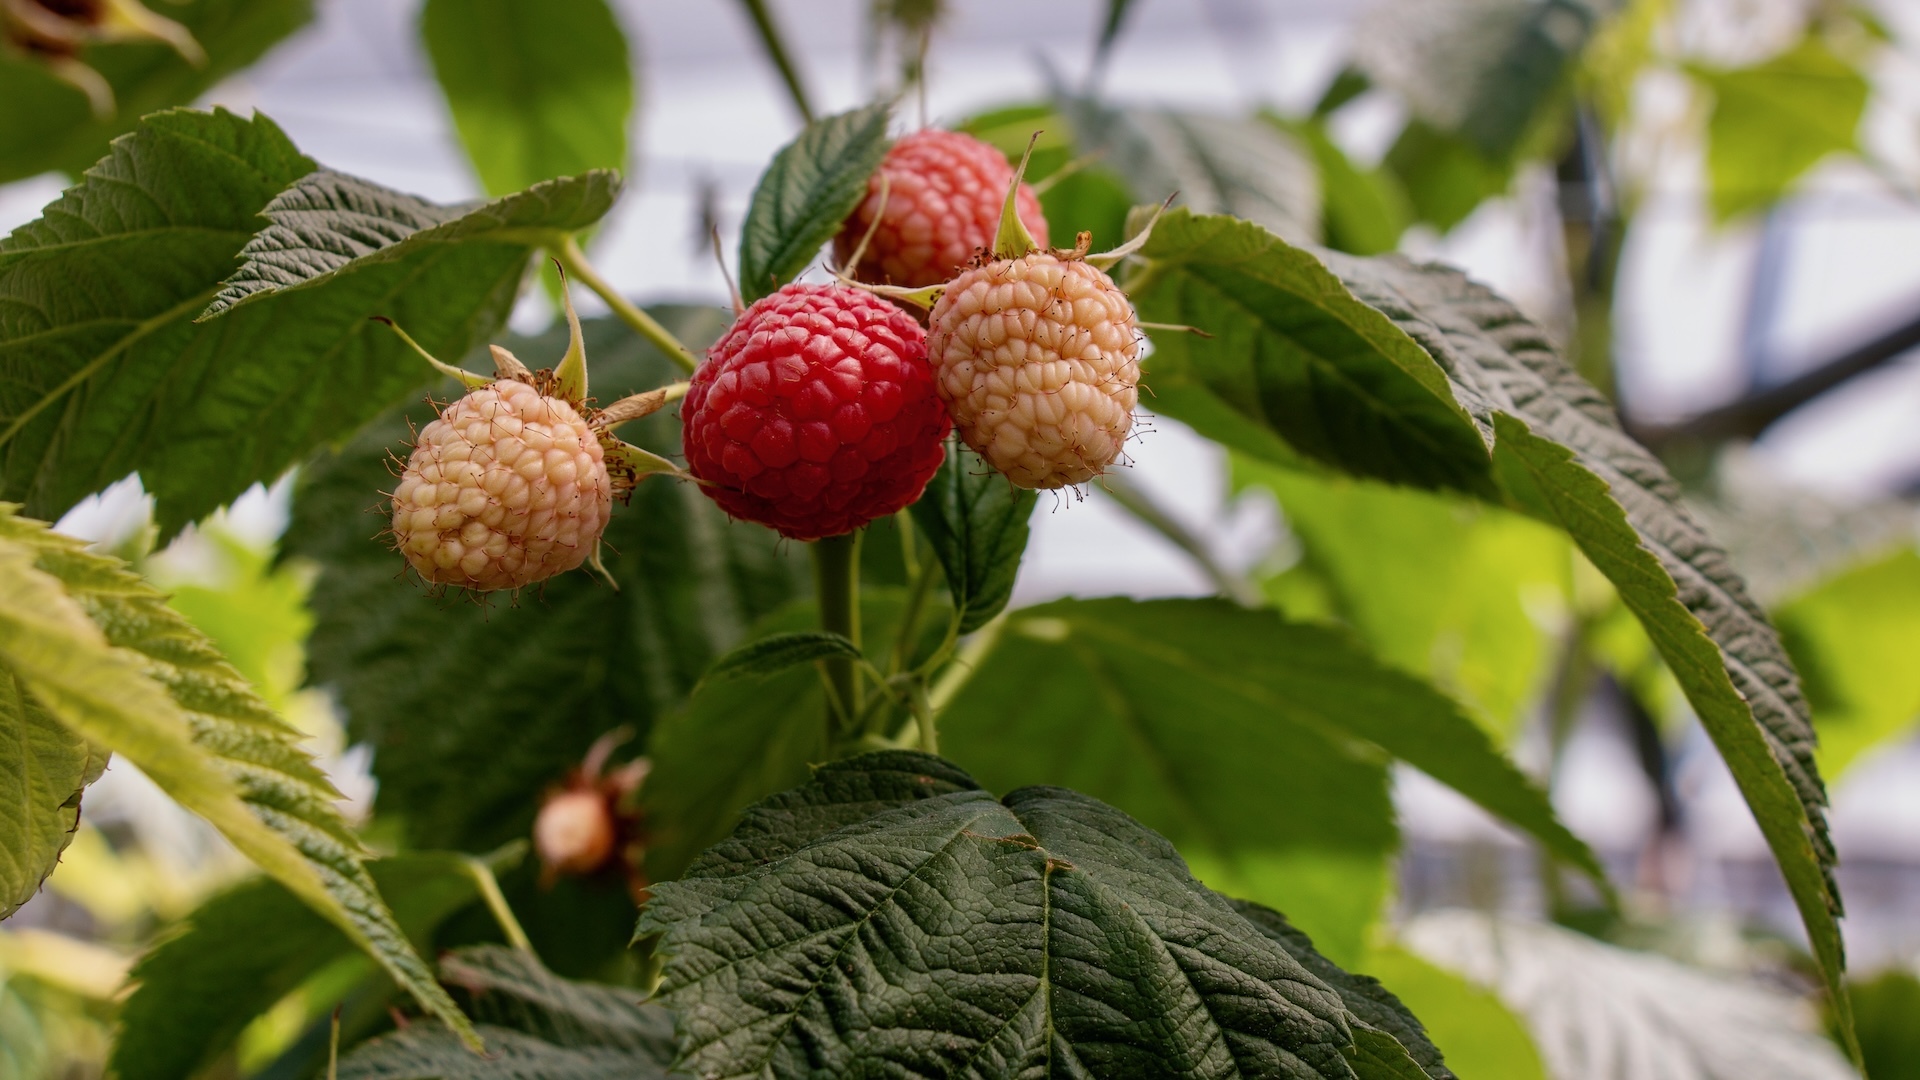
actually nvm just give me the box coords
[390,379,612,591]
[927,252,1141,489]
[834,129,1050,288]
[534,789,617,876]
[682,283,951,540]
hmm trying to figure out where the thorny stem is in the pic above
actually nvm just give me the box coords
[813,531,862,739]
[549,235,699,375]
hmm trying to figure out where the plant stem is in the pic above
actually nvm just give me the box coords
[812,532,862,738]
[891,538,937,677]
[465,856,534,954]
[908,679,938,755]
[1100,474,1262,607]
[550,235,699,374]
[735,0,815,124]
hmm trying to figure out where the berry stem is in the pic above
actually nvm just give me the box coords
[464,854,534,954]
[908,679,938,756]
[812,531,863,737]
[550,235,700,374]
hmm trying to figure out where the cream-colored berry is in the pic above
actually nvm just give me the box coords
[390,379,611,591]
[927,253,1141,489]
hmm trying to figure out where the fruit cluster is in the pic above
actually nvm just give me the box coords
[389,127,1147,589]
[681,128,1145,539]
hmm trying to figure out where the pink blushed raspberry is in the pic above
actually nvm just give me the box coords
[834,129,1050,288]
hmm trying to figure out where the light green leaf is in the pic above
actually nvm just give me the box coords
[909,440,1035,634]
[420,0,633,197]
[940,598,1603,963]
[736,103,892,302]
[0,506,475,1047]
[640,751,1441,1079]
[1695,36,1868,221]
[1133,212,1846,1049]
[702,630,860,684]
[1357,944,1545,1080]
[1235,456,1571,739]
[112,852,490,1080]
[338,945,678,1080]
[284,309,807,853]
[0,0,313,184]
[0,619,105,919]
[1265,114,1412,257]
[1775,547,1920,779]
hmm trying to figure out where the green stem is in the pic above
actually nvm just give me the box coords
[465,856,534,954]
[891,541,938,677]
[736,0,815,124]
[1100,474,1262,607]
[812,532,862,738]
[550,235,699,374]
[908,679,938,755]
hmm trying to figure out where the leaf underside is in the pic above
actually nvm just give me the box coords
[641,751,1444,1079]
[0,506,474,1046]
[1133,209,1847,1049]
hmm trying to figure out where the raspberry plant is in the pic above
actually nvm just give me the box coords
[0,1,1893,1076]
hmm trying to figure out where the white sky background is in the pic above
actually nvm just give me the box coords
[7,0,1920,960]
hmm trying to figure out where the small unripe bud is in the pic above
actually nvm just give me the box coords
[533,788,617,877]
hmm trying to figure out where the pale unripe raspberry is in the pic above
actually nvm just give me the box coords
[390,379,612,591]
[533,789,617,876]
[927,253,1141,488]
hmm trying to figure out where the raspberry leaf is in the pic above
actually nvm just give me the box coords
[1693,37,1869,222]
[642,591,947,883]
[737,102,892,302]
[419,0,633,198]
[0,0,313,184]
[909,441,1036,634]
[1131,208,1848,1052]
[112,852,494,1080]
[287,309,810,853]
[939,597,1604,960]
[338,946,678,1080]
[0,506,477,1047]
[701,630,861,686]
[639,750,1444,1079]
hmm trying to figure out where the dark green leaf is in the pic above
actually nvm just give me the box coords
[421,0,633,197]
[112,853,487,1080]
[1232,902,1452,1080]
[1382,121,1514,234]
[0,508,475,1046]
[1,109,617,538]
[1130,211,1849,1053]
[940,597,1602,960]
[285,308,807,853]
[909,440,1035,633]
[200,167,618,317]
[1694,36,1868,221]
[0,666,103,919]
[1774,547,1920,778]
[0,0,313,184]
[338,946,677,1080]
[1060,97,1321,242]
[702,630,859,684]
[1840,969,1920,1080]
[736,103,892,302]
[641,590,946,883]
[640,751,1437,1079]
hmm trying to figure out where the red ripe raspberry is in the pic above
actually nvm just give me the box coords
[682,284,950,540]
[834,129,1050,288]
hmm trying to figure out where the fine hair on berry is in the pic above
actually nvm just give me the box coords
[681,283,951,540]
